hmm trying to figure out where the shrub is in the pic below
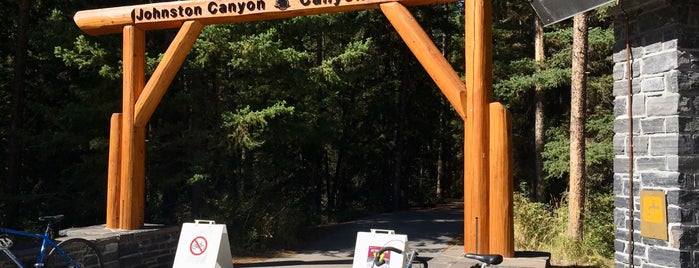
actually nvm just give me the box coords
[513,192,614,267]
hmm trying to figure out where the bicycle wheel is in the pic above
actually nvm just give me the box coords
[45,238,103,268]
[0,250,23,268]
[410,257,428,268]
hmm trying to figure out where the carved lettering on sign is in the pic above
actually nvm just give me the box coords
[132,1,269,23]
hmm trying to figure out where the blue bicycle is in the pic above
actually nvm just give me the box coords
[0,215,103,268]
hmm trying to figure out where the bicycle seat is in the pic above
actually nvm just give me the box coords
[465,253,503,265]
[38,215,65,223]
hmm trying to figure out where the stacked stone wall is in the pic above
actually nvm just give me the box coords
[613,0,699,267]
[0,226,180,268]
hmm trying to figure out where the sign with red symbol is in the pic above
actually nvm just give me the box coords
[190,236,208,256]
[174,220,233,268]
[352,229,407,268]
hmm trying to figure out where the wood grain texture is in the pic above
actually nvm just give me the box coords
[107,113,122,229]
[119,26,146,230]
[488,102,513,257]
[464,0,492,254]
[74,0,457,36]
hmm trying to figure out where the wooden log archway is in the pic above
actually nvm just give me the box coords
[74,0,513,256]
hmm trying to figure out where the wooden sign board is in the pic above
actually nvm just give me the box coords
[74,0,456,36]
[640,190,668,240]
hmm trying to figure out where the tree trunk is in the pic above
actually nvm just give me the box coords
[533,18,546,202]
[6,0,31,200]
[436,140,444,200]
[567,12,588,240]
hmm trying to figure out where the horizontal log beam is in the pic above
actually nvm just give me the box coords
[74,0,457,35]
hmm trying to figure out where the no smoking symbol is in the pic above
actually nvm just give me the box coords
[190,236,208,256]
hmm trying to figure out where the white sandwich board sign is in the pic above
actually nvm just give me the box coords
[173,220,233,268]
[352,229,408,268]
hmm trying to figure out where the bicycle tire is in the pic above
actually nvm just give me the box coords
[45,238,103,268]
[0,250,23,268]
[409,257,428,268]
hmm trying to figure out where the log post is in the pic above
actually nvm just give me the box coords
[120,25,146,229]
[464,0,492,254]
[106,113,122,228]
[488,102,514,257]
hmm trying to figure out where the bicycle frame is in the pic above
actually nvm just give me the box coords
[0,227,79,268]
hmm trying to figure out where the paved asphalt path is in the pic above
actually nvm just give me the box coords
[235,202,464,268]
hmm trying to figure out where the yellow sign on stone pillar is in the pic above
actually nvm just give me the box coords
[640,190,668,240]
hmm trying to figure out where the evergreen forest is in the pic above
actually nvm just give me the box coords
[0,0,615,263]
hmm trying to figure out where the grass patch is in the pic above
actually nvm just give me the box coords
[514,193,614,267]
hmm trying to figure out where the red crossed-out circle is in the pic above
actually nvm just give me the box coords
[190,236,208,256]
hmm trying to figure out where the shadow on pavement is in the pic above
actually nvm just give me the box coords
[299,202,464,254]
[235,259,353,267]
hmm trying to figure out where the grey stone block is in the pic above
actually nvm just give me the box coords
[679,96,695,114]
[615,97,627,117]
[642,76,665,93]
[615,157,630,173]
[664,39,678,51]
[641,171,681,188]
[633,94,647,116]
[645,42,663,55]
[642,236,670,247]
[637,156,668,171]
[649,134,680,155]
[677,71,699,93]
[668,155,679,171]
[680,207,699,224]
[667,116,680,132]
[615,208,629,228]
[678,156,699,173]
[642,51,678,75]
[666,70,680,93]
[648,246,688,267]
[614,134,627,154]
[614,79,642,96]
[633,136,650,154]
[614,63,626,81]
[641,117,666,134]
[679,117,699,132]
[615,239,627,252]
[667,205,682,223]
[615,118,642,134]
[647,94,680,116]
[615,196,630,210]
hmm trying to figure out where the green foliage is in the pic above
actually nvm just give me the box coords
[1,0,615,258]
[55,35,120,80]
[542,115,614,186]
[542,126,570,180]
[513,192,614,267]
[221,101,295,150]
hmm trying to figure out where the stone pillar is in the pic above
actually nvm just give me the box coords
[613,0,699,267]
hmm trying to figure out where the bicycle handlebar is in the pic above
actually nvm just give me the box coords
[373,246,403,266]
